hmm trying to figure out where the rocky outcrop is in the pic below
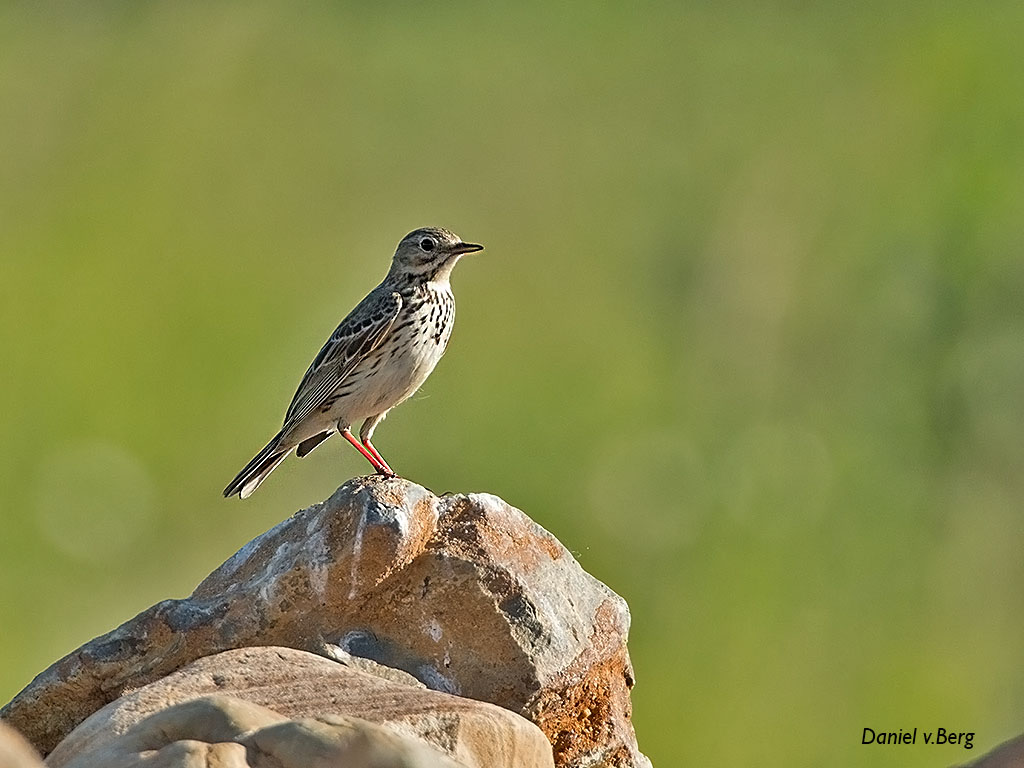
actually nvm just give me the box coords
[1,476,648,767]
[47,647,553,768]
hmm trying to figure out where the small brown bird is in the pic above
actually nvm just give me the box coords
[224,227,483,498]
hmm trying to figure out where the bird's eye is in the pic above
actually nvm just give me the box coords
[419,237,436,252]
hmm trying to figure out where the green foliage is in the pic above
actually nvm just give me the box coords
[1,3,1023,765]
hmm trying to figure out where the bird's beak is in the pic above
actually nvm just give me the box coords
[452,242,484,255]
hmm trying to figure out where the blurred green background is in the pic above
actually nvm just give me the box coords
[2,2,1023,765]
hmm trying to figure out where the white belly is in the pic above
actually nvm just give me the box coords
[327,321,451,428]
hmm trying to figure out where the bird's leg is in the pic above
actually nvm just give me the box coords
[358,414,395,477]
[362,439,395,476]
[341,428,388,474]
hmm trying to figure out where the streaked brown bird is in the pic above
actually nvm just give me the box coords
[224,227,483,498]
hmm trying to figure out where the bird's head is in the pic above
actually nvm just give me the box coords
[389,227,484,283]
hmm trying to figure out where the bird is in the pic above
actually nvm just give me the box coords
[224,227,484,499]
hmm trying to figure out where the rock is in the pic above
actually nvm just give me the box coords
[56,694,465,768]
[47,646,553,768]
[0,722,44,768]
[957,733,1024,767]
[2,477,647,767]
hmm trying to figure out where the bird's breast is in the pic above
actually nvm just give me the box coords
[338,289,455,418]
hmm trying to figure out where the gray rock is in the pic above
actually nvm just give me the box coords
[956,733,1024,767]
[2,477,646,767]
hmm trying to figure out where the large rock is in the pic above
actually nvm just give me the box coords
[0,722,44,768]
[56,694,465,768]
[47,646,553,768]
[1,476,646,767]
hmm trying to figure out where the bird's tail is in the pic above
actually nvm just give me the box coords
[224,430,292,499]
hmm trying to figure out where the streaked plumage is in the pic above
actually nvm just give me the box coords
[224,227,483,499]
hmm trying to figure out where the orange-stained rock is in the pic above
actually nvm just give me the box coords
[47,647,553,768]
[2,477,648,767]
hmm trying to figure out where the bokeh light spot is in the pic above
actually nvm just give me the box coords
[722,422,833,536]
[33,441,158,562]
[587,430,709,552]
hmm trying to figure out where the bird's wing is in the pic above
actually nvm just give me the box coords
[282,290,403,428]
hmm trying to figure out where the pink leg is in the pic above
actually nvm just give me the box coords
[363,439,395,476]
[341,428,387,473]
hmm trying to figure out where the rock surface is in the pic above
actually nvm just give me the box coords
[1,476,647,767]
[47,647,554,768]
[958,733,1024,767]
[0,721,44,768]
[56,694,465,768]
